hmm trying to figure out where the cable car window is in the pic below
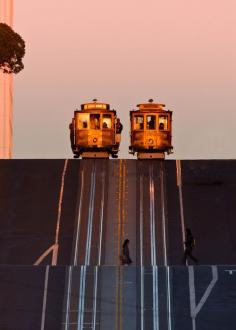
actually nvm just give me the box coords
[134,115,144,130]
[146,115,156,130]
[158,115,168,130]
[78,113,89,129]
[102,114,112,129]
[90,114,100,129]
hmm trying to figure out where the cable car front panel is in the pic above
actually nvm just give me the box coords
[70,101,120,158]
[129,101,173,158]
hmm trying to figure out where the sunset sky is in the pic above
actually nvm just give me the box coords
[13,0,235,159]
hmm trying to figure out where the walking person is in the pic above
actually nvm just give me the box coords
[120,239,132,265]
[116,118,123,134]
[115,118,123,148]
[183,228,199,265]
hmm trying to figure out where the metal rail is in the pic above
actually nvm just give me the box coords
[149,163,159,330]
[160,161,172,330]
[64,165,85,330]
[92,168,105,330]
[78,162,96,330]
[140,173,144,330]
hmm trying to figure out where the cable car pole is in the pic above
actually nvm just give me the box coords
[0,0,14,159]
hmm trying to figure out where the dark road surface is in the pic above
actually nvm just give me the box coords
[0,265,236,330]
[1,159,236,267]
[0,159,236,329]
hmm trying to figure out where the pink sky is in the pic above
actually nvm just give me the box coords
[13,0,236,158]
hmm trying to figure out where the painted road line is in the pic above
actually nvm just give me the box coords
[119,267,124,330]
[73,168,85,266]
[85,163,96,266]
[160,162,167,266]
[149,164,159,330]
[122,160,126,241]
[64,266,73,330]
[140,174,144,267]
[150,165,155,328]
[34,244,55,266]
[98,170,105,265]
[115,160,126,330]
[116,160,122,330]
[78,265,86,330]
[120,160,126,330]
[140,174,144,330]
[52,159,69,266]
[189,265,218,330]
[176,160,186,249]
[40,265,49,330]
[34,159,68,266]
[115,161,122,330]
[149,165,156,264]
[116,159,122,266]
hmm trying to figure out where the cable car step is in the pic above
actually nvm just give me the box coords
[137,152,165,159]
[82,151,109,159]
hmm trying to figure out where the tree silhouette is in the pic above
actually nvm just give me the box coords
[0,23,25,74]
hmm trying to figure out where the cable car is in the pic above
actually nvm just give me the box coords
[69,99,122,158]
[129,99,173,159]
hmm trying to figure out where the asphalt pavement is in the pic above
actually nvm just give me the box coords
[1,159,236,329]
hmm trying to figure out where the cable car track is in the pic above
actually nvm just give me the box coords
[77,162,96,330]
[63,163,85,330]
[62,161,108,330]
[160,161,172,330]
[55,159,173,329]
[4,159,236,329]
[137,160,172,330]
[92,168,105,330]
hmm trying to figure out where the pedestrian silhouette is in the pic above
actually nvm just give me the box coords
[120,239,132,265]
[183,228,199,265]
[116,118,123,134]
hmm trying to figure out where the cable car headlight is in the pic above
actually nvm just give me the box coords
[148,138,154,144]
[93,138,97,143]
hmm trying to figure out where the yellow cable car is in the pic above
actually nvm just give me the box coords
[69,99,122,158]
[129,99,173,159]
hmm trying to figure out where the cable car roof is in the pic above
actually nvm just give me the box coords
[81,100,110,110]
[136,99,167,111]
